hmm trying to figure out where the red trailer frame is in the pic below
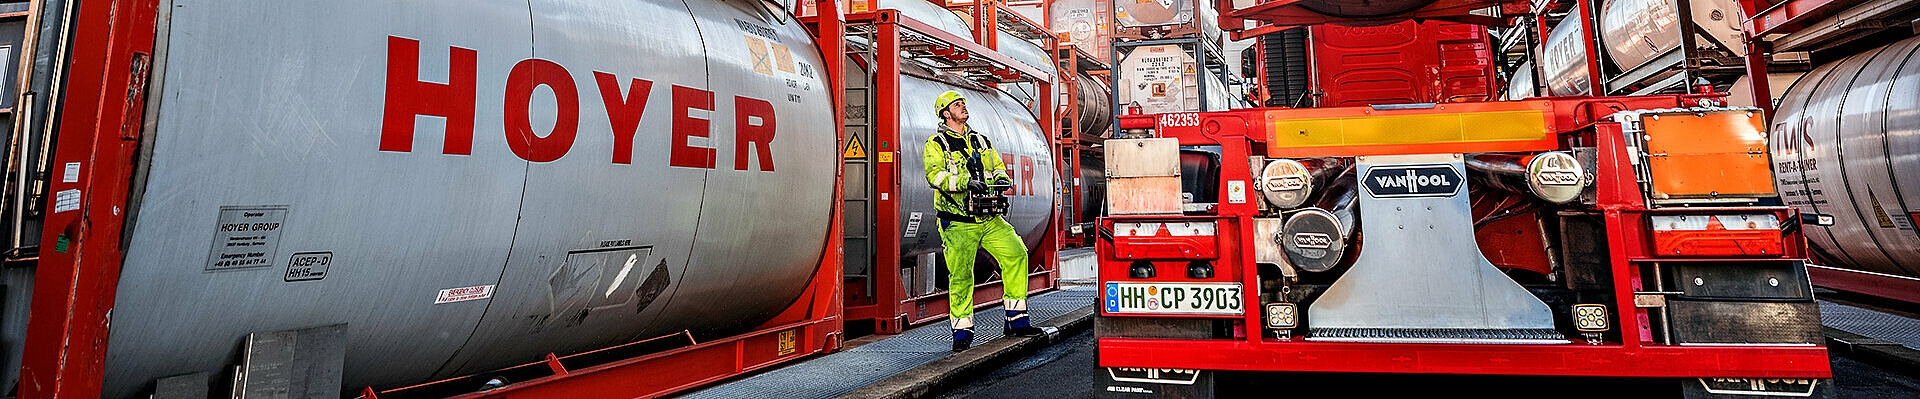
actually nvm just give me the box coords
[828,5,1063,334]
[1096,95,1831,380]
[17,0,855,397]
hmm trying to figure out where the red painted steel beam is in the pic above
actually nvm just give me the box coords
[1220,0,1527,28]
[1808,265,1920,304]
[1744,0,1861,36]
[890,12,1053,83]
[1744,38,1776,117]
[19,0,162,397]
[874,16,906,333]
[1098,338,1834,378]
[455,322,832,399]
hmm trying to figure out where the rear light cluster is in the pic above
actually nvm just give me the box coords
[1649,214,1784,257]
[1111,222,1219,260]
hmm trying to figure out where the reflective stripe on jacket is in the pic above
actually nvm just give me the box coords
[923,124,1009,222]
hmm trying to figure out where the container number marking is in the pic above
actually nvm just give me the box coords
[1157,113,1200,128]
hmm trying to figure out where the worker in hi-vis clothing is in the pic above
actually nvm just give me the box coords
[924,91,1045,352]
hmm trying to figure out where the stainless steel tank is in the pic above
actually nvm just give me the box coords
[893,0,977,38]
[1598,0,1745,71]
[1540,6,1593,96]
[1070,72,1114,140]
[1728,72,1804,109]
[1504,61,1537,100]
[95,0,837,397]
[1770,35,1920,278]
[1049,0,1112,57]
[1076,154,1108,223]
[998,30,1058,115]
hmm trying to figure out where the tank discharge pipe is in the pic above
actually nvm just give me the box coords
[1466,152,1588,204]
[1259,157,1353,209]
[1280,170,1357,273]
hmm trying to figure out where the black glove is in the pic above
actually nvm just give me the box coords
[993,175,1012,186]
[967,179,988,193]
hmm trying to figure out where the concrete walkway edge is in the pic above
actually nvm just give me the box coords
[837,304,1097,399]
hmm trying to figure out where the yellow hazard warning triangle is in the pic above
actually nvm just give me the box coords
[844,136,868,159]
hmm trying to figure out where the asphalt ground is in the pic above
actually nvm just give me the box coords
[931,329,1920,398]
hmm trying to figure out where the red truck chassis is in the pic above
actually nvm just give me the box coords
[1094,95,1830,396]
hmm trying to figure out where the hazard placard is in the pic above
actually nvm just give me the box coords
[844,136,868,159]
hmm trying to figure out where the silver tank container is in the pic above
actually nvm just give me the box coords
[1598,0,1745,71]
[1770,35,1920,278]
[1540,6,1593,96]
[96,0,836,397]
[1505,61,1537,100]
[999,30,1058,116]
[1069,72,1114,140]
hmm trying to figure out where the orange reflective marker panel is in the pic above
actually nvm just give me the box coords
[1641,110,1774,200]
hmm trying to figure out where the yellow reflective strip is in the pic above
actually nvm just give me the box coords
[1269,110,1549,148]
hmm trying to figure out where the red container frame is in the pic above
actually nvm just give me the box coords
[833,6,1064,334]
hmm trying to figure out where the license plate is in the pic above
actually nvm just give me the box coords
[1104,282,1244,315]
[1699,378,1818,397]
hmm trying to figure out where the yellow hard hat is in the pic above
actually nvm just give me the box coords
[935,91,966,118]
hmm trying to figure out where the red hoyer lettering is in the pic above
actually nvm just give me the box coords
[378,36,777,171]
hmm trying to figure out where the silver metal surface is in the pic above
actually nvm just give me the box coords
[1047,0,1111,58]
[233,325,345,399]
[151,372,215,399]
[1598,0,1745,71]
[1281,208,1346,272]
[997,31,1057,116]
[1074,152,1108,223]
[1727,72,1805,109]
[1770,35,1920,278]
[1258,159,1313,209]
[887,0,977,40]
[1504,61,1536,100]
[100,0,836,397]
[1068,72,1113,140]
[1307,154,1563,343]
[7,91,29,250]
[1540,6,1593,96]
[1467,152,1587,204]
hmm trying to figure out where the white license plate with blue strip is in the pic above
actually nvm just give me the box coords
[1104,282,1244,315]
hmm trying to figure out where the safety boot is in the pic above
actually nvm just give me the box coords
[952,328,974,352]
[1004,310,1044,337]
